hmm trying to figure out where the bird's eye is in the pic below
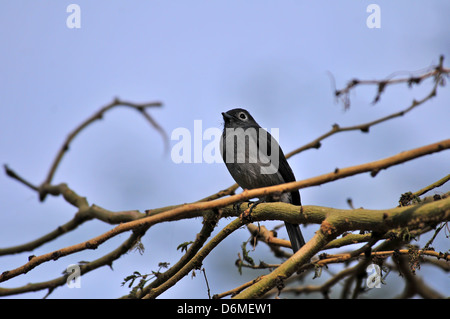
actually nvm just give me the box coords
[239,112,247,120]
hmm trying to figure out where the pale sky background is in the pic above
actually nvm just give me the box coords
[1,1,449,299]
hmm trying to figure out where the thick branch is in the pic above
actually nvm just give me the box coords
[1,140,448,283]
[232,195,450,298]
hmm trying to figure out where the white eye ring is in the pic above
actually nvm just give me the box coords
[238,112,247,120]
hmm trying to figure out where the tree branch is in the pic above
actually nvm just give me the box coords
[1,139,448,284]
[2,55,449,298]
[287,56,449,159]
[0,228,146,297]
[38,98,164,201]
[232,195,450,298]
[334,55,449,107]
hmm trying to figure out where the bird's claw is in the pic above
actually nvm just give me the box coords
[240,200,264,222]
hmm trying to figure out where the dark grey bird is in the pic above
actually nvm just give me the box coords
[220,108,305,252]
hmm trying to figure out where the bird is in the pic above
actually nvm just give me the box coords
[220,108,305,252]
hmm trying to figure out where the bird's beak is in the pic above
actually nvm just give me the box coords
[222,112,233,120]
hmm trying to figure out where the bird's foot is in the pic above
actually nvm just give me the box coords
[240,199,265,222]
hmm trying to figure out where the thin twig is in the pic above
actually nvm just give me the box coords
[334,55,448,108]
[413,174,450,198]
[39,98,164,201]
[202,268,211,299]
[213,276,265,299]
[287,56,448,159]
[394,255,444,299]
[0,228,147,297]
[3,164,39,192]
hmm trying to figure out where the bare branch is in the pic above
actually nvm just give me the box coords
[1,139,448,284]
[39,98,164,201]
[413,174,450,198]
[394,255,444,299]
[334,55,449,108]
[0,229,146,297]
[2,56,449,299]
[232,195,450,299]
[288,57,449,159]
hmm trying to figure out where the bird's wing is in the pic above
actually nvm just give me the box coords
[262,129,302,206]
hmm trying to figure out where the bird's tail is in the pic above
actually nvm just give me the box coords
[285,222,305,253]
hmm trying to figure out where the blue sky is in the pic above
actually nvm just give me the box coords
[1,1,449,298]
